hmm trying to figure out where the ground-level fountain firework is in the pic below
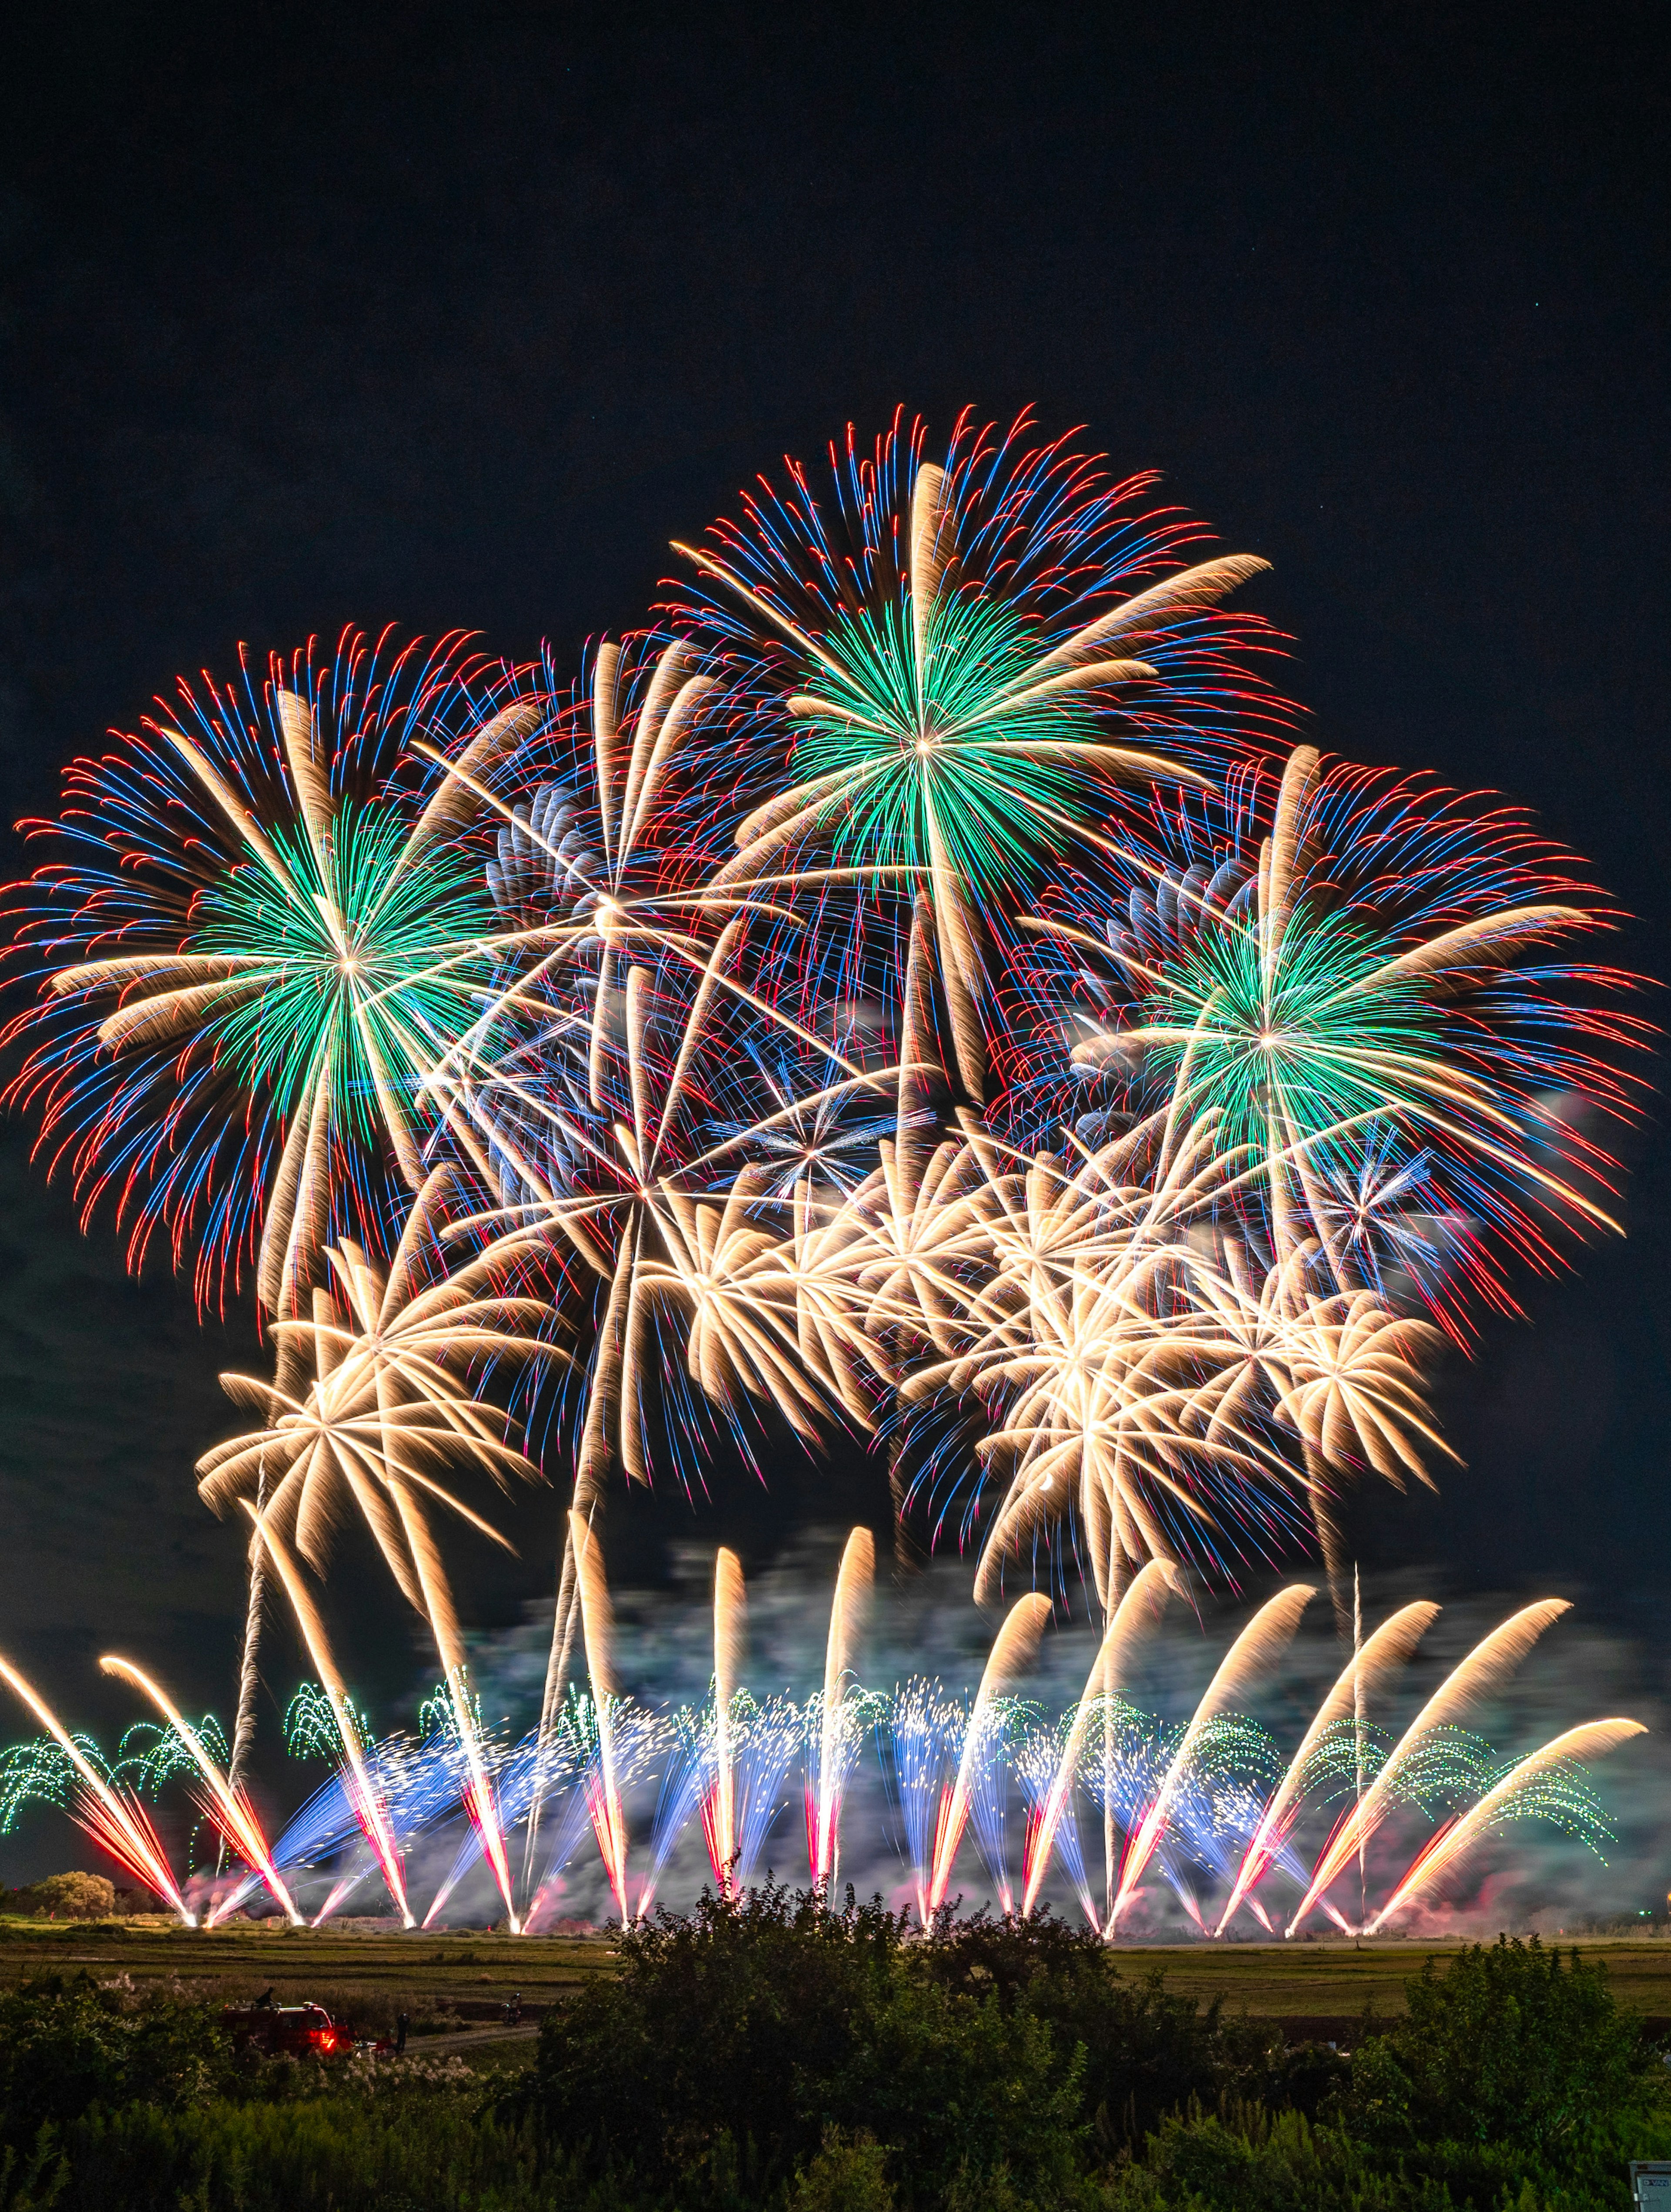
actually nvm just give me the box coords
[0,1533,1642,1939]
[0,410,1651,1935]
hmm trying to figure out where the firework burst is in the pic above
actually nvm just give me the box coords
[1,631,553,1312]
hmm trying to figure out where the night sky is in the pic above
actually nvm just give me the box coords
[0,5,1665,1770]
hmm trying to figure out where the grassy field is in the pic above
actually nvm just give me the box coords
[5,1916,1670,2026]
[0,1917,614,2038]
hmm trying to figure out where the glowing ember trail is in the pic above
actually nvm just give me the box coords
[929,1592,1051,1911]
[1363,1719,1646,1932]
[706,1546,746,1890]
[0,1651,193,1922]
[570,1508,631,1921]
[243,1506,413,1925]
[1023,1560,1175,1919]
[812,1527,875,1890]
[1285,1598,1570,1934]
[1109,1585,1313,1933]
[1214,1599,1439,1935]
[99,1656,302,1924]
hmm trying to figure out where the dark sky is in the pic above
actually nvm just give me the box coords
[0,3,1665,1763]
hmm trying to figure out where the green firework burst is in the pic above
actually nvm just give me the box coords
[194,801,497,1144]
[788,592,1101,893]
[1130,906,1444,1158]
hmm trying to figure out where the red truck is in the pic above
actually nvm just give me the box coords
[221,1999,357,2058]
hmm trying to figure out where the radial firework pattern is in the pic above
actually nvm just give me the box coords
[2,628,553,1313]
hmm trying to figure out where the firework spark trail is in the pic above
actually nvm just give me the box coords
[708,1547,747,1891]
[98,1657,302,1926]
[238,1770,372,1919]
[0,1653,193,1921]
[1147,1717,1286,1903]
[382,1472,520,1932]
[524,1712,607,1930]
[1364,1719,1647,1932]
[889,1681,965,1924]
[962,1696,1029,1914]
[733,1697,801,1887]
[242,1506,413,1923]
[1022,1558,1175,1918]
[1065,742,1626,1252]
[1109,1584,1313,1933]
[308,1871,369,1926]
[1214,1598,1439,1934]
[201,1174,554,1931]
[0,1733,99,1834]
[643,1709,711,1920]
[929,1593,1051,1910]
[1285,1598,1570,1934]
[809,1528,875,1890]
[423,1733,554,1924]
[1017,1720,1096,1926]
[199,1185,556,1894]
[568,1508,631,1920]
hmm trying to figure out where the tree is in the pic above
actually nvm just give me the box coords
[1342,1937,1656,2150]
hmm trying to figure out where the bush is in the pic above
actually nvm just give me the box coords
[7,2090,555,2212]
[787,2130,896,2212]
[0,1913,1660,2209]
[0,1975,240,2154]
[1111,2107,1465,2209]
[919,1908,1348,2142]
[509,1884,1084,2206]
[1339,1936,1658,2153]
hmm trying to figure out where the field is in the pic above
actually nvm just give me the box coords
[6,1917,1671,2046]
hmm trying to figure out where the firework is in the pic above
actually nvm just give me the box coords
[708,1547,747,1889]
[0,1561,1639,1939]
[0,408,1652,1944]
[928,1593,1051,1910]
[198,1169,555,1876]
[1363,1719,1646,1932]
[244,1507,413,1924]
[882,1682,963,1924]
[1107,1585,1313,1930]
[2,633,543,1312]
[568,1510,629,1921]
[1284,1599,1571,1934]
[1023,1557,1176,1919]
[808,1527,876,1889]
[98,1657,300,1925]
[671,411,1277,1103]
[1214,1598,1439,1934]
[0,1651,191,1920]
[1040,745,1642,1336]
